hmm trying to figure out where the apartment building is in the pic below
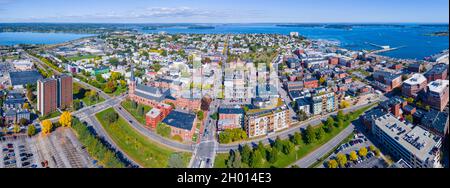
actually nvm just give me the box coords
[402,73,427,98]
[245,106,290,138]
[371,113,442,168]
[424,79,449,112]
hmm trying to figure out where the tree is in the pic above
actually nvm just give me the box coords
[267,148,279,163]
[227,150,236,168]
[240,145,252,165]
[41,120,53,134]
[104,111,119,124]
[23,103,30,110]
[273,137,284,151]
[340,100,351,109]
[405,114,413,123]
[232,151,242,168]
[104,80,117,93]
[292,132,302,145]
[13,124,20,134]
[298,110,308,121]
[349,151,358,162]
[282,141,295,155]
[315,126,325,140]
[359,147,368,158]
[369,145,376,152]
[131,100,138,109]
[137,105,145,116]
[19,118,28,126]
[256,141,266,156]
[27,125,36,136]
[305,125,316,144]
[336,153,347,168]
[324,117,335,133]
[337,119,344,128]
[59,111,73,127]
[249,150,263,168]
[167,153,185,168]
[197,111,204,121]
[337,110,345,121]
[73,100,82,110]
[328,160,338,168]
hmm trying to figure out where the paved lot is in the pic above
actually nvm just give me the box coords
[1,128,96,168]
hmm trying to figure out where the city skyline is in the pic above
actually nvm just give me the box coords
[0,0,449,23]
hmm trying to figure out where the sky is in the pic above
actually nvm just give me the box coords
[0,0,448,23]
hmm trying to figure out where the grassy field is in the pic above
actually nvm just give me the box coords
[96,108,191,168]
[214,105,374,168]
[73,82,105,106]
[121,99,152,125]
[39,111,62,121]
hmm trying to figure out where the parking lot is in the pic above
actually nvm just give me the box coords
[1,128,97,168]
[319,130,388,168]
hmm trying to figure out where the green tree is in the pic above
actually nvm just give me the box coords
[337,110,345,121]
[292,132,302,145]
[374,149,381,157]
[405,114,413,123]
[197,111,204,121]
[137,105,145,116]
[282,141,295,155]
[315,126,325,140]
[256,141,266,156]
[27,125,36,136]
[240,145,252,165]
[249,150,263,168]
[19,118,28,126]
[268,148,279,163]
[13,124,21,134]
[232,151,242,168]
[337,119,344,128]
[273,137,284,151]
[304,125,316,144]
[369,145,376,152]
[297,110,308,121]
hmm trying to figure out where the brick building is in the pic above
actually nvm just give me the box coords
[402,73,427,98]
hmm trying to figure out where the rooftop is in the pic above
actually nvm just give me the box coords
[425,63,448,75]
[427,79,449,94]
[403,73,427,85]
[162,110,196,131]
[374,114,442,162]
[146,108,161,119]
[9,70,43,86]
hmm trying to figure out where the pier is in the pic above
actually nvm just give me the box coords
[365,42,405,54]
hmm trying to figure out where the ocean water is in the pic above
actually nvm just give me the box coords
[0,32,93,46]
[142,24,449,60]
[0,24,448,60]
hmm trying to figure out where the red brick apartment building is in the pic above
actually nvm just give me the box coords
[425,80,449,112]
[145,103,173,129]
[37,74,73,116]
[37,78,57,116]
[57,75,73,109]
[425,63,448,82]
[402,73,427,98]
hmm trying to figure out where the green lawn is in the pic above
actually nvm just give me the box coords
[121,99,152,125]
[214,105,375,168]
[96,108,191,168]
[73,82,105,107]
[39,111,62,121]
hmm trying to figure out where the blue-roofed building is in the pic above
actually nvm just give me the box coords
[162,110,197,142]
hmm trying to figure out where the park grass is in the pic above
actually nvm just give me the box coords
[38,111,62,121]
[214,104,375,168]
[120,99,152,125]
[96,108,191,168]
[73,82,105,107]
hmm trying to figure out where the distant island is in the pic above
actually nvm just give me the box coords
[187,26,215,29]
[426,31,449,36]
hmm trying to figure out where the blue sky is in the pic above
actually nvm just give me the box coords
[0,0,448,23]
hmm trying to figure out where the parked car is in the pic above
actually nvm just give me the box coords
[22,162,30,166]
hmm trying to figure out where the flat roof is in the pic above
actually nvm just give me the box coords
[162,110,196,131]
[374,114,441,162]
[9,70,43,86]
[427,79,449,94]
[146,108,161,119]
[403,73,427,85]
